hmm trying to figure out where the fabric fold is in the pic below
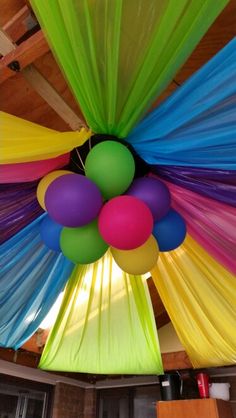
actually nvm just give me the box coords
[39,251,163,374]
[156,179,236,274]
[1,111,91,164]
[0,181,43,243]
[0,216,73,349]
[128,38,236,169]
[151,235,236,368]
[152,166,236,207]
[0,153,70,183]
[31,0,228,136]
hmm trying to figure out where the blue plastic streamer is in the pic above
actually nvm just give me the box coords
[128,38,236,170]
[0,215,74,349]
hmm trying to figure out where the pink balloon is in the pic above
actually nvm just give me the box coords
[98,196,153,250]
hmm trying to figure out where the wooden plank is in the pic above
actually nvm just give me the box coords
[0,29,15,54]
[2,5,37,42]
[157,399,233,418]
[23,65,87,130]
[0,0,25,27]
[161,350,192,371]
[0,30,49,83]
[0,29,87,130]
[0,347,40,368]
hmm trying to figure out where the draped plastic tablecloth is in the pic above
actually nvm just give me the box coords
[0,153,70,183]
[31,0,228,136]
[128,38,236,169]
[0,216,73,349]
[151,235,236,368]
[39,251,163,374]
[0,181,43,244]
[1,111,91,163]
[160,179,236,274]
[153,166,236,207]
[1,0,234,372]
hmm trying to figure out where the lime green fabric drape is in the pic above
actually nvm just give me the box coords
[39,252,163,374]
[151,235,236,368]
[31,0,228,137]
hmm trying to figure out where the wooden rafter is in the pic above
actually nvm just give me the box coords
[0,27,87,130]
[2,5,37,42]
[0,30,48,83]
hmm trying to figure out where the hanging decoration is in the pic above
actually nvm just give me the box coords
[0,181,43,244]
[0,216,73,349]
[39,252,163,374]
[0,154,70,184]
[127,38,236,169]
[151,235,236,368]
[37,140,186,274]
[157,178,236,274]
[1,0,235,373]
[152,166,236,208]
[31,0,228,136]
[0,111,91,164]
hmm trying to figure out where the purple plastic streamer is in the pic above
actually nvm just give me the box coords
[0,181,43,244]
[152,166,236,207]
[152,175,236,274]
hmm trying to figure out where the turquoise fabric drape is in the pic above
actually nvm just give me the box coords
[31,0,228,136]
[128,38,236,169]
[0,216,73,349]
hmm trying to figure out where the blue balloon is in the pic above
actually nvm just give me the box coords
[40,215,63,252]
[153,209,186,251]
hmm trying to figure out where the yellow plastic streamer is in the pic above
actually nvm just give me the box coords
[151,235,236,368]
[1,112,92,163]
[40,251,163,374]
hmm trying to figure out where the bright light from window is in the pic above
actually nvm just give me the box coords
[40,292,64,329]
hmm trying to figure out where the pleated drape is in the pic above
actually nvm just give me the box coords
[39,251,163,374]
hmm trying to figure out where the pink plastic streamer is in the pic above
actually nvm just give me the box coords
[0,153,70,183]
[154,177,236,274]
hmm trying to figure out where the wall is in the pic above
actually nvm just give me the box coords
[52,382,96,418]
[158,323,184,354]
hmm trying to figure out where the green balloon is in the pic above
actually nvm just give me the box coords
[85,141,135,199]
[60,220,108,264]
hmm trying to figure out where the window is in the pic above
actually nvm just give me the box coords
[0,375,53,418]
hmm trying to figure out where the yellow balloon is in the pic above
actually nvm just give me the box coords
[111,235,159,275]
[37,170,72,210]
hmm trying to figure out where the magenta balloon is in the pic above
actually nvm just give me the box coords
[126,177,171,220]
[45,173,103,227]
[98,195,153,250]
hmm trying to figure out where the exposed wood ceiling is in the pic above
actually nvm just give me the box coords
[0,0,235,374]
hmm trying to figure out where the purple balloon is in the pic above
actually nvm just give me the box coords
[126,177,171,221]
[45,174,103,227]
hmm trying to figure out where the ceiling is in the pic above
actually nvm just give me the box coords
[0,0,235,367]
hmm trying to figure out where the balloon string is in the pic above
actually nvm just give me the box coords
[76,149,85,170]
[71,157,84,172]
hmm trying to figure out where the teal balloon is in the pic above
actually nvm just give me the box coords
[85,141,135,199]
[60,220,108,264]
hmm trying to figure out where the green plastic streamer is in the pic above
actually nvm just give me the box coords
[31,0,228,137]
[39,252,163,374]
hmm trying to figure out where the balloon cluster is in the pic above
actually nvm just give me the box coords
[37,140,186,275]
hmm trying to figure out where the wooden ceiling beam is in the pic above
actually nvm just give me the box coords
[0,344,192,372]
[2,5,38,42]
[0,29,49,83]
[0,29,87,130]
